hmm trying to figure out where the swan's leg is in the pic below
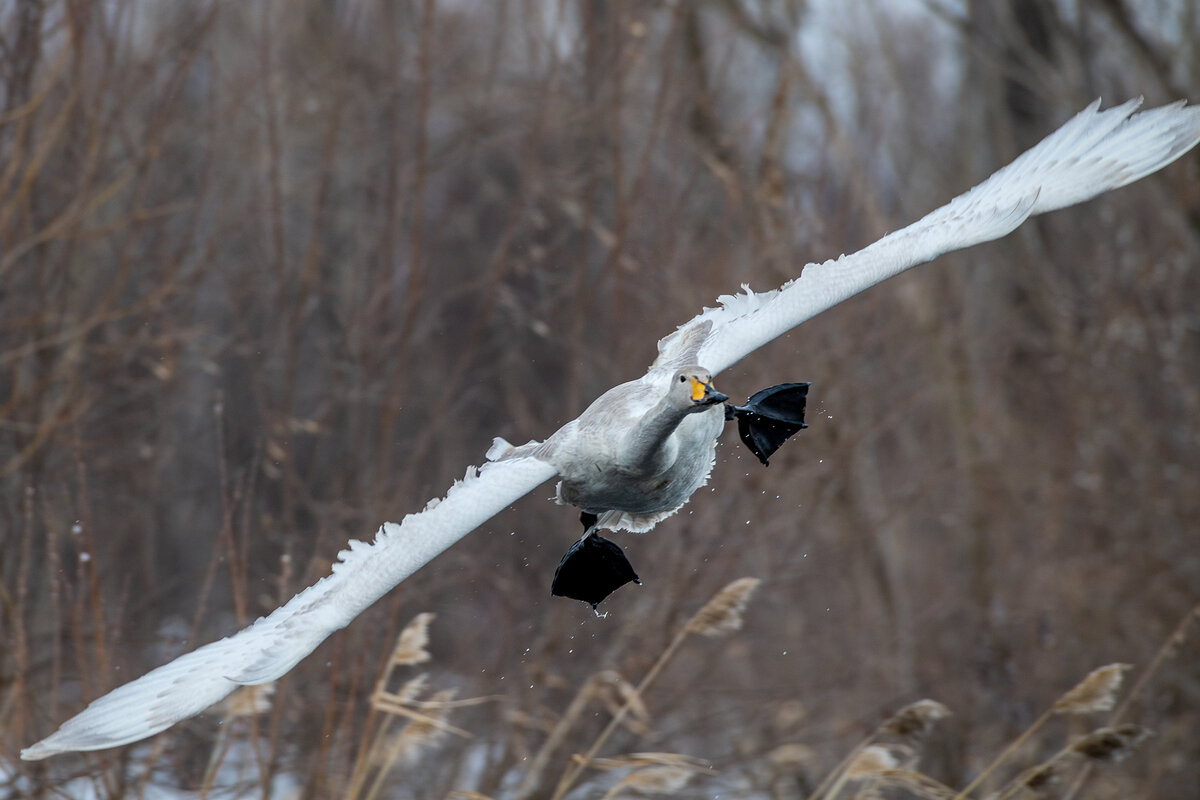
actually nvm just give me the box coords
[726,382,810,466]
[551,524,641,613]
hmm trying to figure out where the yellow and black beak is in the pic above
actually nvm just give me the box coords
[689,377,728,406]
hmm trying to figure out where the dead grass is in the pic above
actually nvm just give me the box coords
[3,1,1199,798]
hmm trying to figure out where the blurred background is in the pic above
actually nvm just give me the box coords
[2,1,1199,797]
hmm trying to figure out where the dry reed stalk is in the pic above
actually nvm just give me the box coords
[218,682,277,718]
[367,699,474,739]
[361,688,460,800]
[346,616,438,799]
[950,715,1046,799]
[876,769,958,800]
[989,724,1152,800]
[811,699,951,800]
[826,744,918,799]
[404,693,497,713]
[880,699,952,743]
[684,577,760,636]
[1068,724,1151,763]
[579,752,712,772]
[952,663,1133,800]
[835,745,900,798]
[1051,664,1131,714]
[356,669,493,800]
[373,688,462,765]
[620,752,712,769]
[354,680,488,800]
[599,765,697,798]
[1109,604,1198,726]
[845,744,901,779]
[386,673,431,706]
[1000,761,1063,798]
[595,674,652,736]
[990,756,1073,800]
[505,707,558,736]
[389,612,435,666]
[199,684,277,795]
[1059,604,1199,800]
[548,577,762,800]
[515,671,638,799]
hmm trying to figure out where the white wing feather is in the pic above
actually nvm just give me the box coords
[20,456,556,760]
[653,98,1200,375]
[23,98,1200,760]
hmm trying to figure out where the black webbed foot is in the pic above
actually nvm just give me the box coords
[727,382,810,466]
[551,533,641,613]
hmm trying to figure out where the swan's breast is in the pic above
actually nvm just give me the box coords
[555,405,723,515]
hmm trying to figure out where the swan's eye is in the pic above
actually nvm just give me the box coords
[679,375,686,382]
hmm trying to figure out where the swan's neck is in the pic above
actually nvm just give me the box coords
[620,396,687,475]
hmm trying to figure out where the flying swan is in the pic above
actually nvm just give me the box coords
[22,97,1200,760]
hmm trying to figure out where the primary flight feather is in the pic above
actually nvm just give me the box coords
[22,97,1200,760]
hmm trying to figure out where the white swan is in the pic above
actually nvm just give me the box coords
[498,360,809,609]
[22,97,1200,760]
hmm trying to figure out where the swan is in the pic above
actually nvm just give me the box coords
[22,97,1200,760]
[504,365,808,609]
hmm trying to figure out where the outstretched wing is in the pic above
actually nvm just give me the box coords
[21,455,556,760]
[651,98,1200,376]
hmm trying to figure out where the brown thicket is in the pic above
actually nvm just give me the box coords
[2,2,1198,798]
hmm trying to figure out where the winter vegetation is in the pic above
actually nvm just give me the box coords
[2,1,1199,798]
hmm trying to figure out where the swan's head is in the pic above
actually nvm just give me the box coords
[670,367,727,412]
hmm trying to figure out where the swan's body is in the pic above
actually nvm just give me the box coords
[498,355,729,533]
[550,377,726,525]
[23,98,1200,760]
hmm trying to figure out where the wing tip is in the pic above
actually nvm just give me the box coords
[20,730,136,761]
[20,741,56,761]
